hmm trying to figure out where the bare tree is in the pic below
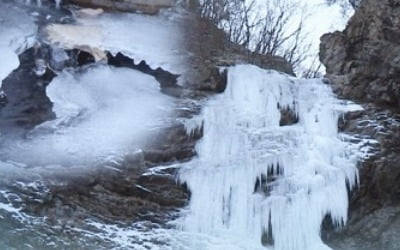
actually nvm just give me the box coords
[301,55,323,79]
[198,0,311,71]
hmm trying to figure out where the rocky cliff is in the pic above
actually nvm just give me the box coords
[320,0,400,249]
[320,0,400,107]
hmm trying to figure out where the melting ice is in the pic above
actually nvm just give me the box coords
[0,65,175,166]
[179,64,361,250]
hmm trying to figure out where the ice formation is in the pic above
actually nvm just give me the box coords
[0,2,37,87]
[55,0,61,8]
[179,65,361,250]
[45,11,188,82]
[0,65,175,166]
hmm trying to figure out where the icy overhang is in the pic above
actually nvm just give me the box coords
[44,8,189,83]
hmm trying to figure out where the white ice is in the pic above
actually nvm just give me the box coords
[45,10,189,83]
[0,2,37,87]
[178,65,363,250]
[55,0,61,8]
[0,65,175,166]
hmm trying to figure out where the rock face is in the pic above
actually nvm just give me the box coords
[320,0,400,107]
[182,16,294,93]
[320,0,400,249]
[66,0,176,14]
[0,46,55,129]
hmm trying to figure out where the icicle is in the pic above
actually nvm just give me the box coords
[179,64,363,250]
[55,0,61,8]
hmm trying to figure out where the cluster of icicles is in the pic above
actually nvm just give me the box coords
[26,0,62,8]
[179,65,361,250]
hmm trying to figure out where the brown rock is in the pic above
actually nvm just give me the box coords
[320,0,400,107]
[320,1,400,249]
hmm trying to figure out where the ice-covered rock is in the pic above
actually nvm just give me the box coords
[44,10,189,83]
[0,2,37,87]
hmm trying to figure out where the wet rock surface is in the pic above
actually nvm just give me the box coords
[322,104,400,250]
[0,46,55,129]
[320,0,400,248]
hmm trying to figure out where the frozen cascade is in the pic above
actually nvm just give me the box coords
[179,64,361,250]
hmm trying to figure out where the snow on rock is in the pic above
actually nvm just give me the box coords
[44,10,189,82]
[0,2,37,87]
[0,65,175,166]
[178,64,364,250]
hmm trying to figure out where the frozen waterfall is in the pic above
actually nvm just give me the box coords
[179,64,361,250]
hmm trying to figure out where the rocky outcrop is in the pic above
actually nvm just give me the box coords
[322,105,400,250]
[320,0,400,249]
[182,16,294,92]
[0,46,55,129]
[66,0,176,14]
[320,0,400,107]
